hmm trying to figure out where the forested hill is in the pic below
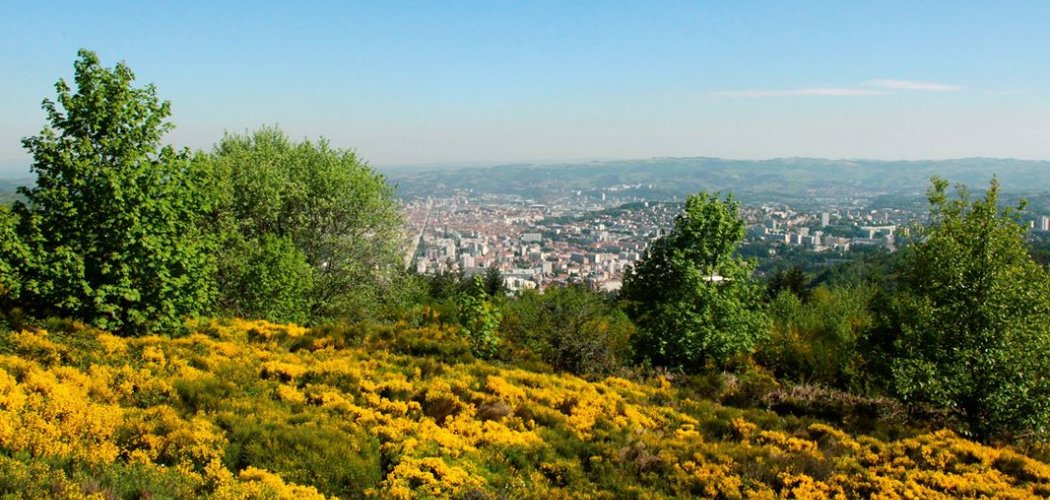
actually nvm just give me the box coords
[385,157,1050,201]
[7,158,1049,205]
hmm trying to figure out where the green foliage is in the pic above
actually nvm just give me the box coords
[9,49,215,334]
[221,419,383,497]
[502,285,635,375]
[457,275,502,359]
[0,205,25,302]
[482,265,507,298]
[810,248,902,290]
[216,234,314,325]
[199,127,405,323]
[622,192,769,371]
[757,286,874,390]
[888,177,1050,441]
[0,453,199,499]
[368,323,475,363]
[765,266,810,302]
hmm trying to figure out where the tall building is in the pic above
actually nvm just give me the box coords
[821,211,830,227]
[1041,216,1050,232]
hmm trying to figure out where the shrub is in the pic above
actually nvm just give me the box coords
[501,285,635,376]
[222,419,383,498]
[756,286,873,391]
[216,234,314,325]
[457,275,502,359]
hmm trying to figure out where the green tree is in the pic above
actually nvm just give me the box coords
[622,192,768,371]
[757,285,873,390]
[216,234,314,325]
[482,266,507,298]
[200,127,405,323]
[0,205,26,303]
[890,177,1050,441]
[9,50,214,334]
[457,275,502,359]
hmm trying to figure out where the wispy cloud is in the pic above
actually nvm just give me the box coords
[865,79,963,92]
[713,79,963,98]
[713,87,887,98]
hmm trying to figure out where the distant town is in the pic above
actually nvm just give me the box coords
[403,189,1050,294]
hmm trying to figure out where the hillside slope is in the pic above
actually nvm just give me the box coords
[1,319,1049,498]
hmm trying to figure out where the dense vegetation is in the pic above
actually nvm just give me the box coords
[2,50,1050,498]
[0,50,408,334]
[623,192,768,369]
[2,320,1050,498]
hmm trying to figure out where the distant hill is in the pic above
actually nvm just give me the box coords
[385,157,1050,202]
[0,178,29,205]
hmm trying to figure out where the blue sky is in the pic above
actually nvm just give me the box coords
[2,1,1050,174]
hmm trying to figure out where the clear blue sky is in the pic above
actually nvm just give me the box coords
[2,1,1050,174]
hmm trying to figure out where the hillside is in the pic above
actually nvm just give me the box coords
[386,157,1050,203]
[1,319,1049,499]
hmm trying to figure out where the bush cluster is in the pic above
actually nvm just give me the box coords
[1,320,1049,498]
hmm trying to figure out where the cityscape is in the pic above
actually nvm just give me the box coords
[403,187,1050,293]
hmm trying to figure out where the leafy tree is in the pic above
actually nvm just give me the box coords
[423,268,466,300]
[457,275,502,359]
[502,285,635,375]
[889,177,1050,441]
[216,234,314,325]
[9,50,214,334]
[200,127,404,323]
[0,205,25,302]
[622,192,769,371]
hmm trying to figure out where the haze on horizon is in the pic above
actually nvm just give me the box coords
[2,1,1050,176]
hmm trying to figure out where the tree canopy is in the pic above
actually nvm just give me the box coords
[622,192,768,370]
[889,177,1050,441]
[5,49,214,334]
[199,127,407,323]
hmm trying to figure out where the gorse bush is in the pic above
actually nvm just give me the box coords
[0,319,1049,498]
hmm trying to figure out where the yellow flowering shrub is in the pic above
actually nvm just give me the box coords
[0,362,122,464]
[11,329,66,365]
[385,456,484,498]
[1,318,1049,498]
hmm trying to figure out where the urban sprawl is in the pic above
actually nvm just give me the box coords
[403,191,1050,293]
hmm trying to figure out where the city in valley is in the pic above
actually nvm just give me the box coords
[402,189,1050,294]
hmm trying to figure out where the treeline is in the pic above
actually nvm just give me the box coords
[0,50,411,334]
[2,51,1049,449]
